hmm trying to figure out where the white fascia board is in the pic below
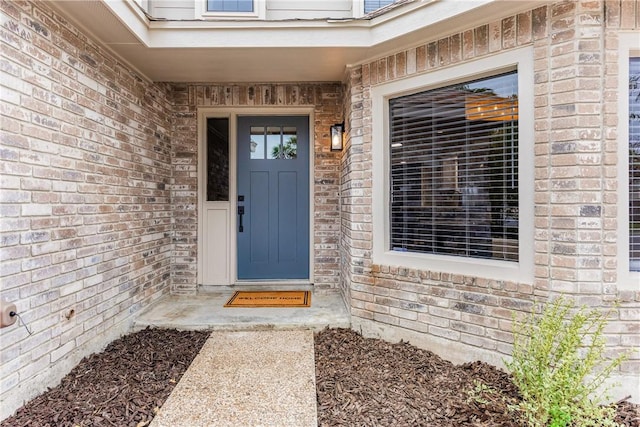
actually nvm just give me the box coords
[101,0,153,45]
[367,0,493,45]
[102,0,545,50]
[367,0,550,46]
[145,26,373,48]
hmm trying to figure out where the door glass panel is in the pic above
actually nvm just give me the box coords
[282,126,297,159]
[206,117,229,201]
[250,126,265,159]
[249,125,299,160]
[267,126,281,159]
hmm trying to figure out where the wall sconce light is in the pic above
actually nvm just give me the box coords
[330,123,344,151]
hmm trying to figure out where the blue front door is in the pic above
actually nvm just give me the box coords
[237,116,310,280]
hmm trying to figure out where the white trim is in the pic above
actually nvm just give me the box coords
[617,33,640,291]
[197,111,236,286]
[351,0,365,18]
[371,46,534,284]
[111,0,540,46]
[195,0,266,20]
[197,107,315,286]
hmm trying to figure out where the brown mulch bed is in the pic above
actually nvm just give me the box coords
[315,328,640,427]
[2,327,638,426]
[1,328,209,427]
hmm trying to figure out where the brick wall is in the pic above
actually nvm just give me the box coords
[0,1,173,419]
[343,0,640,398]
[340,64,370,312]
[534,0,639,382]
[170,83,343,293]
[0,3,346,416]
[1,0,637,419]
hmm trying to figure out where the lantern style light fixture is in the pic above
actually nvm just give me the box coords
[330,123,344,151]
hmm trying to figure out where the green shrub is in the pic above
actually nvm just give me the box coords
[506,297,628,427]
[466,379,497,405]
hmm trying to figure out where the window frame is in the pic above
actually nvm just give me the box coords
[617,32,640,290]
[196,0,265,19]
[371,46,534,283]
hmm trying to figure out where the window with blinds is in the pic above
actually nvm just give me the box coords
[207,0,253,12]
[630,57,640,271]
[365,0,395,14]
[388,71,519,261]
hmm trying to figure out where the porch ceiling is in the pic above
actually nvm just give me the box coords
[49,0,548,83]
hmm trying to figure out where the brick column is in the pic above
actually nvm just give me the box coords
[534,1,610,300]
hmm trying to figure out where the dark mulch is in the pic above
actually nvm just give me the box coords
[315,328,640,427]
[2,327,638,427]
[1,328,209,427]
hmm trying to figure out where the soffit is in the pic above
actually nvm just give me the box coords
[48,0,548,83]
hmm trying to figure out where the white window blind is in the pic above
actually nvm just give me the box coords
[364,0,395,13]
[388,71,519,261]
[630,57,640,271]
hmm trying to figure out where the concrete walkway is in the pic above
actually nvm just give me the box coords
[150,330,317,427]
[139,287,346,426]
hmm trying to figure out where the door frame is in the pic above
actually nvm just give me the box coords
[197,107,315,286]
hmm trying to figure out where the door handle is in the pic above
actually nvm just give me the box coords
[238,205,245,232]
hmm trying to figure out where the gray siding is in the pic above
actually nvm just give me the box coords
[148,0,354,20]
[149,0,195,19]
[267,0,352,20]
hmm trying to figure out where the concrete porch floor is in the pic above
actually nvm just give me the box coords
[134,285,351,331]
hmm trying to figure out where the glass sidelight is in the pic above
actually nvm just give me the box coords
[206,117,230,201]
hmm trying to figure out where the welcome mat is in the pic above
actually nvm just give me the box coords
[224,291,311,308]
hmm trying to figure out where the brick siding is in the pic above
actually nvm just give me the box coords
[0,1,345,416]
[1,0,639,419]
[343,0,640,388]
[0,1,173,418]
